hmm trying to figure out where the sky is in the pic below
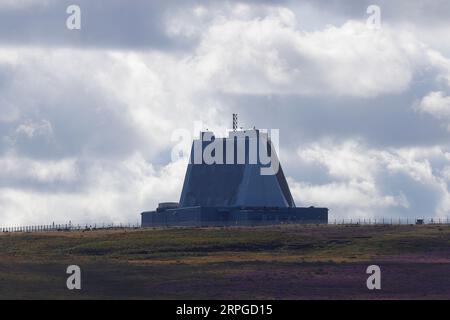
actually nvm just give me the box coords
[1,0,450,225]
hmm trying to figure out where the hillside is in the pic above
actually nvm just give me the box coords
[1,224,449,299]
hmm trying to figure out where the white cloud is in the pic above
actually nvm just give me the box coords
[178,6,425,97]
[0,153,186,226]
[293,140,450,219]
[290,181,407,219]
[0,155,77,183]
[15,119,53,138]
[298,140,378,181]
[427,49,450,86]
[417,91,450,120]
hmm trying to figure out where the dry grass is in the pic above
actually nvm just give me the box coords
[1,224,450,299]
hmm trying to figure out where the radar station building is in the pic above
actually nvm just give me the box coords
[141,115,328,227]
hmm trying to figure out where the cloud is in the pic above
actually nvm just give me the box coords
[416,90,450,132]
[15,119,53,138]
[0,46,221,225]
[427,50,450,86]
[189,9,423,97]
[0,154,77,184]
[0,153,186,226]
[291,139,450,219]
[417,91,450,120]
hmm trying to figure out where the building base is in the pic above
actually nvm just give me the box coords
[141,206,328,227]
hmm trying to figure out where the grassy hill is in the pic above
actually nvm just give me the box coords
[1,224,450,299]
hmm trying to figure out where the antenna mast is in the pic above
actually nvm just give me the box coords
[232,113,238,131]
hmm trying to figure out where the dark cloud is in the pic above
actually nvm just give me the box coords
[0,0,448,49]
[222,90,449,150]
[0,0,189,49]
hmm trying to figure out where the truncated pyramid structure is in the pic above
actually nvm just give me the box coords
[141,122,328,227]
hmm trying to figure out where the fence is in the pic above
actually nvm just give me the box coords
[1,217,449,233]
[330,217,450,225]
[1,222,141,233]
